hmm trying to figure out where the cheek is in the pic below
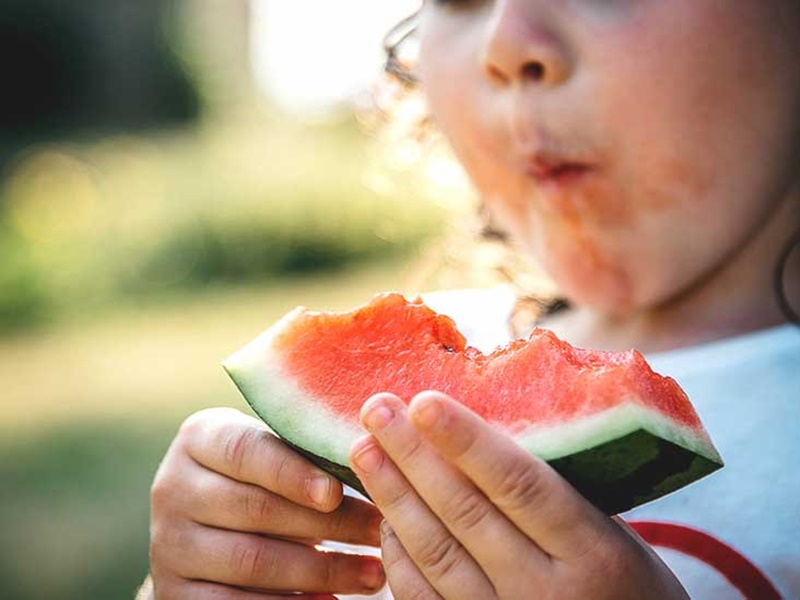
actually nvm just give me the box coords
[598,0,800,209]
[422,65,526,217]
[571,0,800,301]
[419,17,512,169]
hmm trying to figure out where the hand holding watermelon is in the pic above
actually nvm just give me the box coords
[147,407,387,597]
[350,391,690,599]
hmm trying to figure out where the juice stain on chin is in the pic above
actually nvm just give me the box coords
[538,212,635,315]
[536,173,636,229]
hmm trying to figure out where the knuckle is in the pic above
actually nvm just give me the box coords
[150,577,178,600]
[321,552,344,588]
[230,538,277,583]
[176,408,217,439]
[168,580,208,600]
[412,589,442,600]
[242,487,278,525]
[149,470,173,514]
[394,584,441,600]
[263,435,314,496]
[179,407,258,461]
[381,528,443,600]
[222,426,257,478]
[149,521,167,552]
[270,446,295,489]
[494,457,550,513]
[326,502,352,538]
[149,532,166,572]
[379,522,405,570]
[449,422,483,461]
[396,433,427,465]
[151,443,194,513]
[382,481,416,515]
[149,458,189,516]
[443,489,492,533]
[150,522,192,576]
[416,533,464,579]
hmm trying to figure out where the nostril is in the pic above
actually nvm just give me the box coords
[522,61,545,81]
[487,63,511,85]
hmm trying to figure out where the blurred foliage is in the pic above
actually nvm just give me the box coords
[0,0,452,334]
[0,120,445,332]
[0,259,424,600]
[0,2,457,598]
[0,420,176,600]
[0,230,46,331]
[0,0,199,150]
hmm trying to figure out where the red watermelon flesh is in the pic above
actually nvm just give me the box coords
[223,293,722,514]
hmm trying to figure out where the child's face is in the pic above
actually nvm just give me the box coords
[417,0,800,315]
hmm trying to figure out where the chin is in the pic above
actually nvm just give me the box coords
[575,290,636,319]
[553,262,644,318]
[530,243,633,315]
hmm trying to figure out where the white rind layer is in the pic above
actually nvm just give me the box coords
[223,319,722,468]
[223,312,364,466]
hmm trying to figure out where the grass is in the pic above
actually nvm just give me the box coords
[0,257,426,600]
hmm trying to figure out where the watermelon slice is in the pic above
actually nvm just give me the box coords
[223,293,722,515]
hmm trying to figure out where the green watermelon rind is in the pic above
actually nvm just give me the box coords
[222,325,723,515]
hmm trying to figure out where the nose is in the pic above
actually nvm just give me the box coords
[480,1,573,87]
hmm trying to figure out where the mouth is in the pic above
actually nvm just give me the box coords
[526,156,594,186]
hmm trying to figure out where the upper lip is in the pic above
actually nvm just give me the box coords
[525,153,593,181]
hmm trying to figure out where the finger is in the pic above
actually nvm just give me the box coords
[349,432,494,598]
[180,408,342,512]
[161,522,385,595]
[157,575,338,599]
[182,461,382,546]
[408,391,614,560]
[358,393,548,582]
[380,520,443,600]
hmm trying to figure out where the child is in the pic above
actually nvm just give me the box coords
[140,1,800,598]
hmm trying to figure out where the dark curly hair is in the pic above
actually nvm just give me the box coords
[383,11,420,88]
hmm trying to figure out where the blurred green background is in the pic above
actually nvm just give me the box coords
[0,1,462,598]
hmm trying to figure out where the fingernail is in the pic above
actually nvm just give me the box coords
[412,396,442,430]
[351,438,384,474]
[362,400,395,432]
[360,560,385,591]
[307,475,331,508]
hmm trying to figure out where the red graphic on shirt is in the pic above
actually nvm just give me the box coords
[628,521,782,600]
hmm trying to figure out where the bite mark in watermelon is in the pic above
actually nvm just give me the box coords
[223,293,723,515]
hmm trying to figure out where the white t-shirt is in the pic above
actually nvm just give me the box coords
[624,323,800,599]
[343,289,800,599]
